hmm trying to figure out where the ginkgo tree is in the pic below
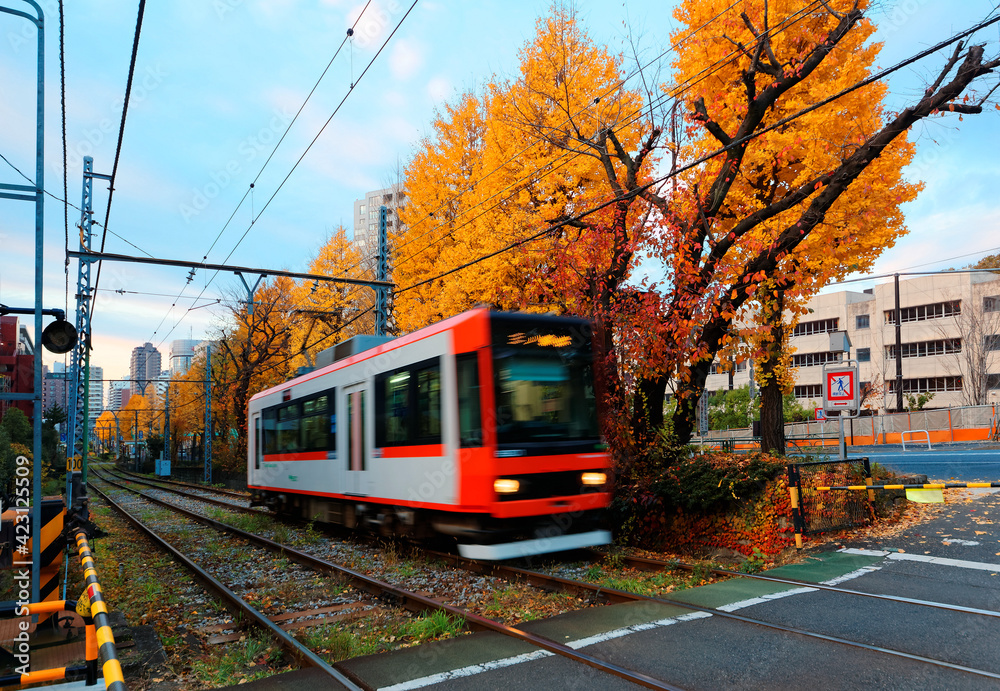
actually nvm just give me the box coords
[527,0,1000,450]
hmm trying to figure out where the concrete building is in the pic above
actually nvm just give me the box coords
[108,377,131,411]
[42,364,69,415]
[43,363,103,423]
[169,339,200,376]
[0,316,34,419]
[352,185,403,252]
[705,272,1000,412]
[129,342,162,397]
[88,365,104,427]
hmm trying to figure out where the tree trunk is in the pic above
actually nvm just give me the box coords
[671,359,712,445]
[631,375,667,448]
[759,293,786,454]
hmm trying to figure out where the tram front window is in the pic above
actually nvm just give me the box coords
[494,355,598,443]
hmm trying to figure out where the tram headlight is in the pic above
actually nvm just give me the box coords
[494,478,520,494]
[581,472,607,487]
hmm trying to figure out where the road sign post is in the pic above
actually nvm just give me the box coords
[822,362,860,461]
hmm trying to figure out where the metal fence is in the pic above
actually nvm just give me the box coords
[697,403,999,447]
[788,458,873,539]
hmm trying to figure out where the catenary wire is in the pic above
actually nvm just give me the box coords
[396,10,1000,295]
[144,1,381,347]
[152,0,420,350]
[390,0,828,273]
[91,0,146,321]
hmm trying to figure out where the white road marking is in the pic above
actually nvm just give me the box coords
[379,565,879,690]
[943,539,980,546]
[840,547,1000,572]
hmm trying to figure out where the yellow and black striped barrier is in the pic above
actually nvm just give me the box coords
[74,528,127,691]
[817,482,1000,491]
[0,599,99,688]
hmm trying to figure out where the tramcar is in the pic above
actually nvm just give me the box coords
[247,308,611,559]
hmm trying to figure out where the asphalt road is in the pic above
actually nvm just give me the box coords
[789,443,1000,482]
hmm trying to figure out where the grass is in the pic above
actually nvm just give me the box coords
[405,610,465,641]
[188,634,279,687]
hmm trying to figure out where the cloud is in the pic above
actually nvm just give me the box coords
[388,39,425,80]
[426,75,452,103]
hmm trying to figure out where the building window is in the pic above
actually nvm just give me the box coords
[856,314,870,330]
[886,339,961,359]
[985,334,1000,352]
[793,384,823,399]
[884,300,961,324]
[857,348,871,362]
[791,351,843,368]
[359,204,365,213]
[792,318,839,337]
[985,296,1000,313]
[887,376,962,394]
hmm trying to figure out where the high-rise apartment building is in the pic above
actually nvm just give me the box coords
[0,316,34,419]
[129,342,162,397]
[108,377,131,411]
[352,185,403,252]
[42,364,69,415]
[88,365,104,426]
[169,339,200,376]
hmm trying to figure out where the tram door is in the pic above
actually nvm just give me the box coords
[345,384,368,495]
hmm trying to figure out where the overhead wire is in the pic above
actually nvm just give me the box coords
[152,0,420,350]
[389,0,829,274]
[395,9,1000,296]
[152,0,823,363]
[376,0,747,270]
[58,0,69,314]
[90,0,146,321]
[144,1,380,347]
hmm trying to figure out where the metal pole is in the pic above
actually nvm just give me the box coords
[838,415,846,461]
[894,273,903,412]
[164,385,170,466]
[204,344,212,484]
[375,205,389,336]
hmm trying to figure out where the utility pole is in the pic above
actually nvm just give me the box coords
[375,205,390,336]
[134,408,139,471]
[204,344,212,484]
[67,157,110,495]
[894,273,904,412]
[164,385,170,465]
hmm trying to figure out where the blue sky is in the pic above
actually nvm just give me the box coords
[1,0,998,382]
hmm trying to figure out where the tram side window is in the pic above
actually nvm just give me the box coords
[456,353,481,447]
[301,393,335,452]
[376,357,442,447]
[263,409,277,454]
[417,368,441,438]
[277,403,301,452]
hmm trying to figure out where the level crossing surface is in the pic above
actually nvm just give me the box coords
[334,489,1000,690]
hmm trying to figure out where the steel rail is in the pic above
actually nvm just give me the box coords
[88,478,363,690]
[586,550,1000,621]
[92,472,684,691]
[421,550,1000,681]
[106,469,258,511]
[114,468,250,498]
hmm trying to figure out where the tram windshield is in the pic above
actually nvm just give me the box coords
[493,353,599,444]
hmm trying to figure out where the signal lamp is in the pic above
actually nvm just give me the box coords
[41,319,78,354]
[493,478,520,494]
[581,472,607,487]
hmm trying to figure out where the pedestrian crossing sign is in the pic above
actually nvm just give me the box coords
[823,366,858,412]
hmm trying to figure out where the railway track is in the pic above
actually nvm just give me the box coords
[90,470,684,690]
[94,468,1000,686]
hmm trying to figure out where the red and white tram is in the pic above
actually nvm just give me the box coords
[247,308,611,559]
